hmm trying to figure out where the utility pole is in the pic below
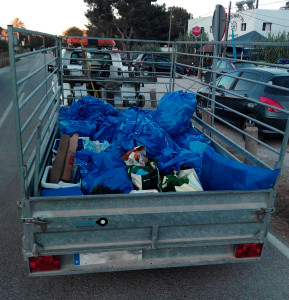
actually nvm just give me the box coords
[223,1,231,57]
[256,0,259,9]
[168,10,172,52]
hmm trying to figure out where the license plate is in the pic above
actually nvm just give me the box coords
[74,250,142,266]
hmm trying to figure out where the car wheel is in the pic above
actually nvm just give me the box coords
[196,98,205,119]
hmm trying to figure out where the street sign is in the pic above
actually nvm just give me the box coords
[192,26,201,37]
[212,5,227,41]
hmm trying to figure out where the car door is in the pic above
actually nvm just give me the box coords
[214,71,240,120]
[156,56,171,74]
[228,71,262,126]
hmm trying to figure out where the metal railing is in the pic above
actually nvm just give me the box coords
[8,26,289,198]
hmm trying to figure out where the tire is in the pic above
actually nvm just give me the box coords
[138,95,145,107]
[123,100,129,107]
[196,98,205,119]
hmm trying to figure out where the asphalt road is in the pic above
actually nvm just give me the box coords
[0,55,289,300]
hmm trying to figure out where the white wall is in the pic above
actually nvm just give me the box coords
[188,9,289,41]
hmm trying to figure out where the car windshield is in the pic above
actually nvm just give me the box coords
[265,76,289,96]
[89,53,112,69]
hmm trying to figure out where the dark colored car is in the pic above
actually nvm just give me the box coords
[134,53,187,76]
[196,67,289,134]
[203,59,257,83]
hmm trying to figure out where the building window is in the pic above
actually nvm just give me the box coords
[201,27,204,33]
[262,22,272,31]
[210,26,212,33]
[241,23,246,31]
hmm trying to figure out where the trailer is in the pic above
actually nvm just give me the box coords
[8,26,289,276]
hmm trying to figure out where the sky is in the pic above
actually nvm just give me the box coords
[0,0,286,35]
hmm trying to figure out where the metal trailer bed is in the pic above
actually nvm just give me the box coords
[7,26,289,276]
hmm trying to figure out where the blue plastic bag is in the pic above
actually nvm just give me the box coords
[74,150,133,194]
[119,106,156,123]
[60,96,119,121]
[58,120,96,138]
[155,90,197,138]
[201,146,280,191]
[92,115,120,143]
[117,118,174,159]
[156,144,203,176]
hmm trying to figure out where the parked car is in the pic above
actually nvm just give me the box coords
[134,53,187,76]
[196,67,289,134]
[202,59,257,83]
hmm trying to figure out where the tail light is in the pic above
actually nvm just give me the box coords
[29,255,60,272]
[260,96,283,113]
[235,243,263,258]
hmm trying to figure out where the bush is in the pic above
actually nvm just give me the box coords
[0,40,8,52]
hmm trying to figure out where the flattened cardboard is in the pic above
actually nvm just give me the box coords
[62,134,79,182]
[49,134,70,183]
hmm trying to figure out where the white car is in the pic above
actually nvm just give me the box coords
[50,40,145,107]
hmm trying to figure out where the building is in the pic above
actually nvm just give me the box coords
[188,1,289,42]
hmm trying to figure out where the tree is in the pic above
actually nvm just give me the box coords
[10,18,25,29]
[10,18,26,44]
[63,26,85,37]
[253,31,289,63]
[168,6,190,41]
[84,0,173,42]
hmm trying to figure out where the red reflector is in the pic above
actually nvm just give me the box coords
[260,96,283,113]
[29,255,60,272]
[235,243,263,258]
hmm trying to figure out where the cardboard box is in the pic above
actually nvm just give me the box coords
[62,134,79,182]
[49,134,70,183]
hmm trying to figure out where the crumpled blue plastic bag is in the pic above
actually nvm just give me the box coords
[74,149,133,194]
[156,144,204,176]
[119,106,156,123]
[117,118,174,159]
[92,115,120,143]
[59,96,119,121]
[58,120,96,138]
[201,146,280,191]
[174,127,210,156]
[155,90,197,138]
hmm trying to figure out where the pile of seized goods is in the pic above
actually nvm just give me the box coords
[40,91,280,197]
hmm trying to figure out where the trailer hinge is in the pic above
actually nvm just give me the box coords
[22,217,48,232]
[255,207,276,221]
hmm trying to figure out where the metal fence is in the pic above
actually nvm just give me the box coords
[8,26,289,199]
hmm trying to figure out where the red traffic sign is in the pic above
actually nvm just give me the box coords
[192,26,201,37]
